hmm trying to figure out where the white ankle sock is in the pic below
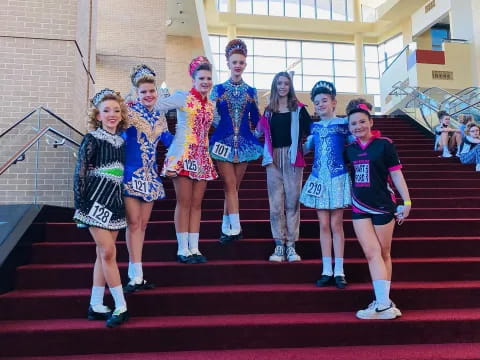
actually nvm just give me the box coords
[109,285,127,311]
[176,232,190,256]
[322,257,333,276]
[222,215,231,235]
[373,280,391,308]
[90,286,105,307]
[442,146,450,155]
[334,257,344,276]
[188,233,200,254]
[229,213,241,235]
[127,262,135,280]
[132,262,143,282]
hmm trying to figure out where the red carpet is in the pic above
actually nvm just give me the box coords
[1,116,480,358]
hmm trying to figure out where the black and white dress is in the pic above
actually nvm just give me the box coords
[73,128,127,230]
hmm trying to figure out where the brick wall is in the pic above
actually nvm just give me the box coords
[0,0,96,205]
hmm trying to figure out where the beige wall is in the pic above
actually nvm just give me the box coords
[472,0,480,85]
[165,36,205,92]
[96,0,167,97]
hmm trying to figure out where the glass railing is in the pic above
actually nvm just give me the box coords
[0,108,83,207]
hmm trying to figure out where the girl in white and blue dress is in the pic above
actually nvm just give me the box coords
[299,81,351,289]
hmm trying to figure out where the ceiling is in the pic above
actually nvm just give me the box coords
[166,0,201,37]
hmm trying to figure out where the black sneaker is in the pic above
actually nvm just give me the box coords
[334,275,347,289]
[123,279,155,293]
[230,231,243,242]
[219,231,233,244]
[87,305,111,320]
[176,254,196,264]
[191,253,207,264]
[106,309,129,328]
[315,275,333,287]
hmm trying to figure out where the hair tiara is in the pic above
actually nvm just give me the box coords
[131,64,156,86]
[310,80,336,100]
[91,88,117,107]
[189,56,210,77]
[225,39,247,59]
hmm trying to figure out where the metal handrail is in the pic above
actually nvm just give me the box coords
[0,107,84,139]
[382,44,410,75]
[422,87,480,111]
[0,127,80,176]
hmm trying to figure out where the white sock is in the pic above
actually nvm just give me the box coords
[334,257,344,276]
[133,263,143,283]
[128,262,135,280]
[229,213,241,235]
[373,280,391,308]
[188,233,200,254]
[476,164,480,172]
[90,286,105,307]
[222,215,231,235]
[322,257,333,276]
[442,145,450,155]
[109,285,127,311]
[177,232,190,256]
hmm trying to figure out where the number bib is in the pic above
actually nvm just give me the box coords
[306,182,322,197]
[183,159,198,173]
[132,177,150,194]
[212,142,232,159]
[87,201,113,227]
[353,161,370,187]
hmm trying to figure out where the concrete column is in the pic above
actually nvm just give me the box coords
[227,25,237,40]
[353,0,362,22]
[228,0,236,13]
[355,33,366,94]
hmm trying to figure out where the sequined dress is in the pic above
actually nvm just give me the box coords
[209,80,262,163]
[162,88,218,181]
[300,118,351,209]
[123,102,173,202]
[73,128,126,230]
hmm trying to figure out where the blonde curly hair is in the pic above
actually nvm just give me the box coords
[88,93,129,132]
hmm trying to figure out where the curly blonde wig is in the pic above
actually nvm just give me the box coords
[88,93,129,132]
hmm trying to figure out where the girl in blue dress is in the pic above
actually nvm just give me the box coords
[299,81,351,289]
[210,39,262,243]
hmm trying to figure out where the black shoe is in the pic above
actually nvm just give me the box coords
[177,254,196,264]
[192,253,207,264]
[230,231,243,242]
[87,305,111,320]
[315,275,333,287]
[219,231,233,244]
[334,275,347,289]
[106,309,129,328]
[123,279,155,293]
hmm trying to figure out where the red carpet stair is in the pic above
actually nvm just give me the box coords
[1,116,480,359]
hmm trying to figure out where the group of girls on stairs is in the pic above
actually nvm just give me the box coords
[73,38,412,327]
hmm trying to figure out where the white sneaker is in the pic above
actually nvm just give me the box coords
[269,245,285,262]
[391,302,402,317]
[356,301,397,320]
[285,246,301,262]
[442,151,452,158]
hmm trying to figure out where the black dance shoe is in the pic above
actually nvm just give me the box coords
[106,309,129,328]
[219,231,233,244]
[123,279,156,294]
[230,231,243,242]
[192,253,208,264]
[315,275,334,287]
[87,305,111,321]
[177,254,196,264]
[334,275,348,289]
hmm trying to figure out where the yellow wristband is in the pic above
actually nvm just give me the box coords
[404,200,412,206]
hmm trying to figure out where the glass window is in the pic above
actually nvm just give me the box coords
[254,56,286,73]
[301,0,316,18]
[255,73,276,90]
[285,0,300,17]
[335,77,357,93]
[364,45,379,62]
[287,41,301,57]
[220,37,228,52]
[217,0,229,12]
[331,0,346,20]
[385,34,403,58]
[269,0,284,16]
[292,75,302,91]
[239,37,254,53]
[366,78,380,94]
[243,72,254,85]
[254,38,286,57]
[334,43,355,60]
[316,0,331,20]
[334,60,355,76]
[286,58,302,73]
[365,62,379,78]
[304,75,334,92]
[374,95,381,107]
[302,42,332,59]
[303,59,334,75]
[209,36,220,54]
[253,0,268,15]
[237,0,252,13]
[361,5,376,22]
[219,71,230,83]
[346,0,354,21]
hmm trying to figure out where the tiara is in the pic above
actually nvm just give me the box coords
[91,88,116,107]
[131,64,156,86]
[312,80,336,95]
[189,56,210,77]
[225,39,247,59]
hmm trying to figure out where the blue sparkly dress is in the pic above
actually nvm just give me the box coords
[299,117,351,209]
[209,80,262,163]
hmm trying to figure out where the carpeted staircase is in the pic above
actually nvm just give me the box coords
[1,116,480,359]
